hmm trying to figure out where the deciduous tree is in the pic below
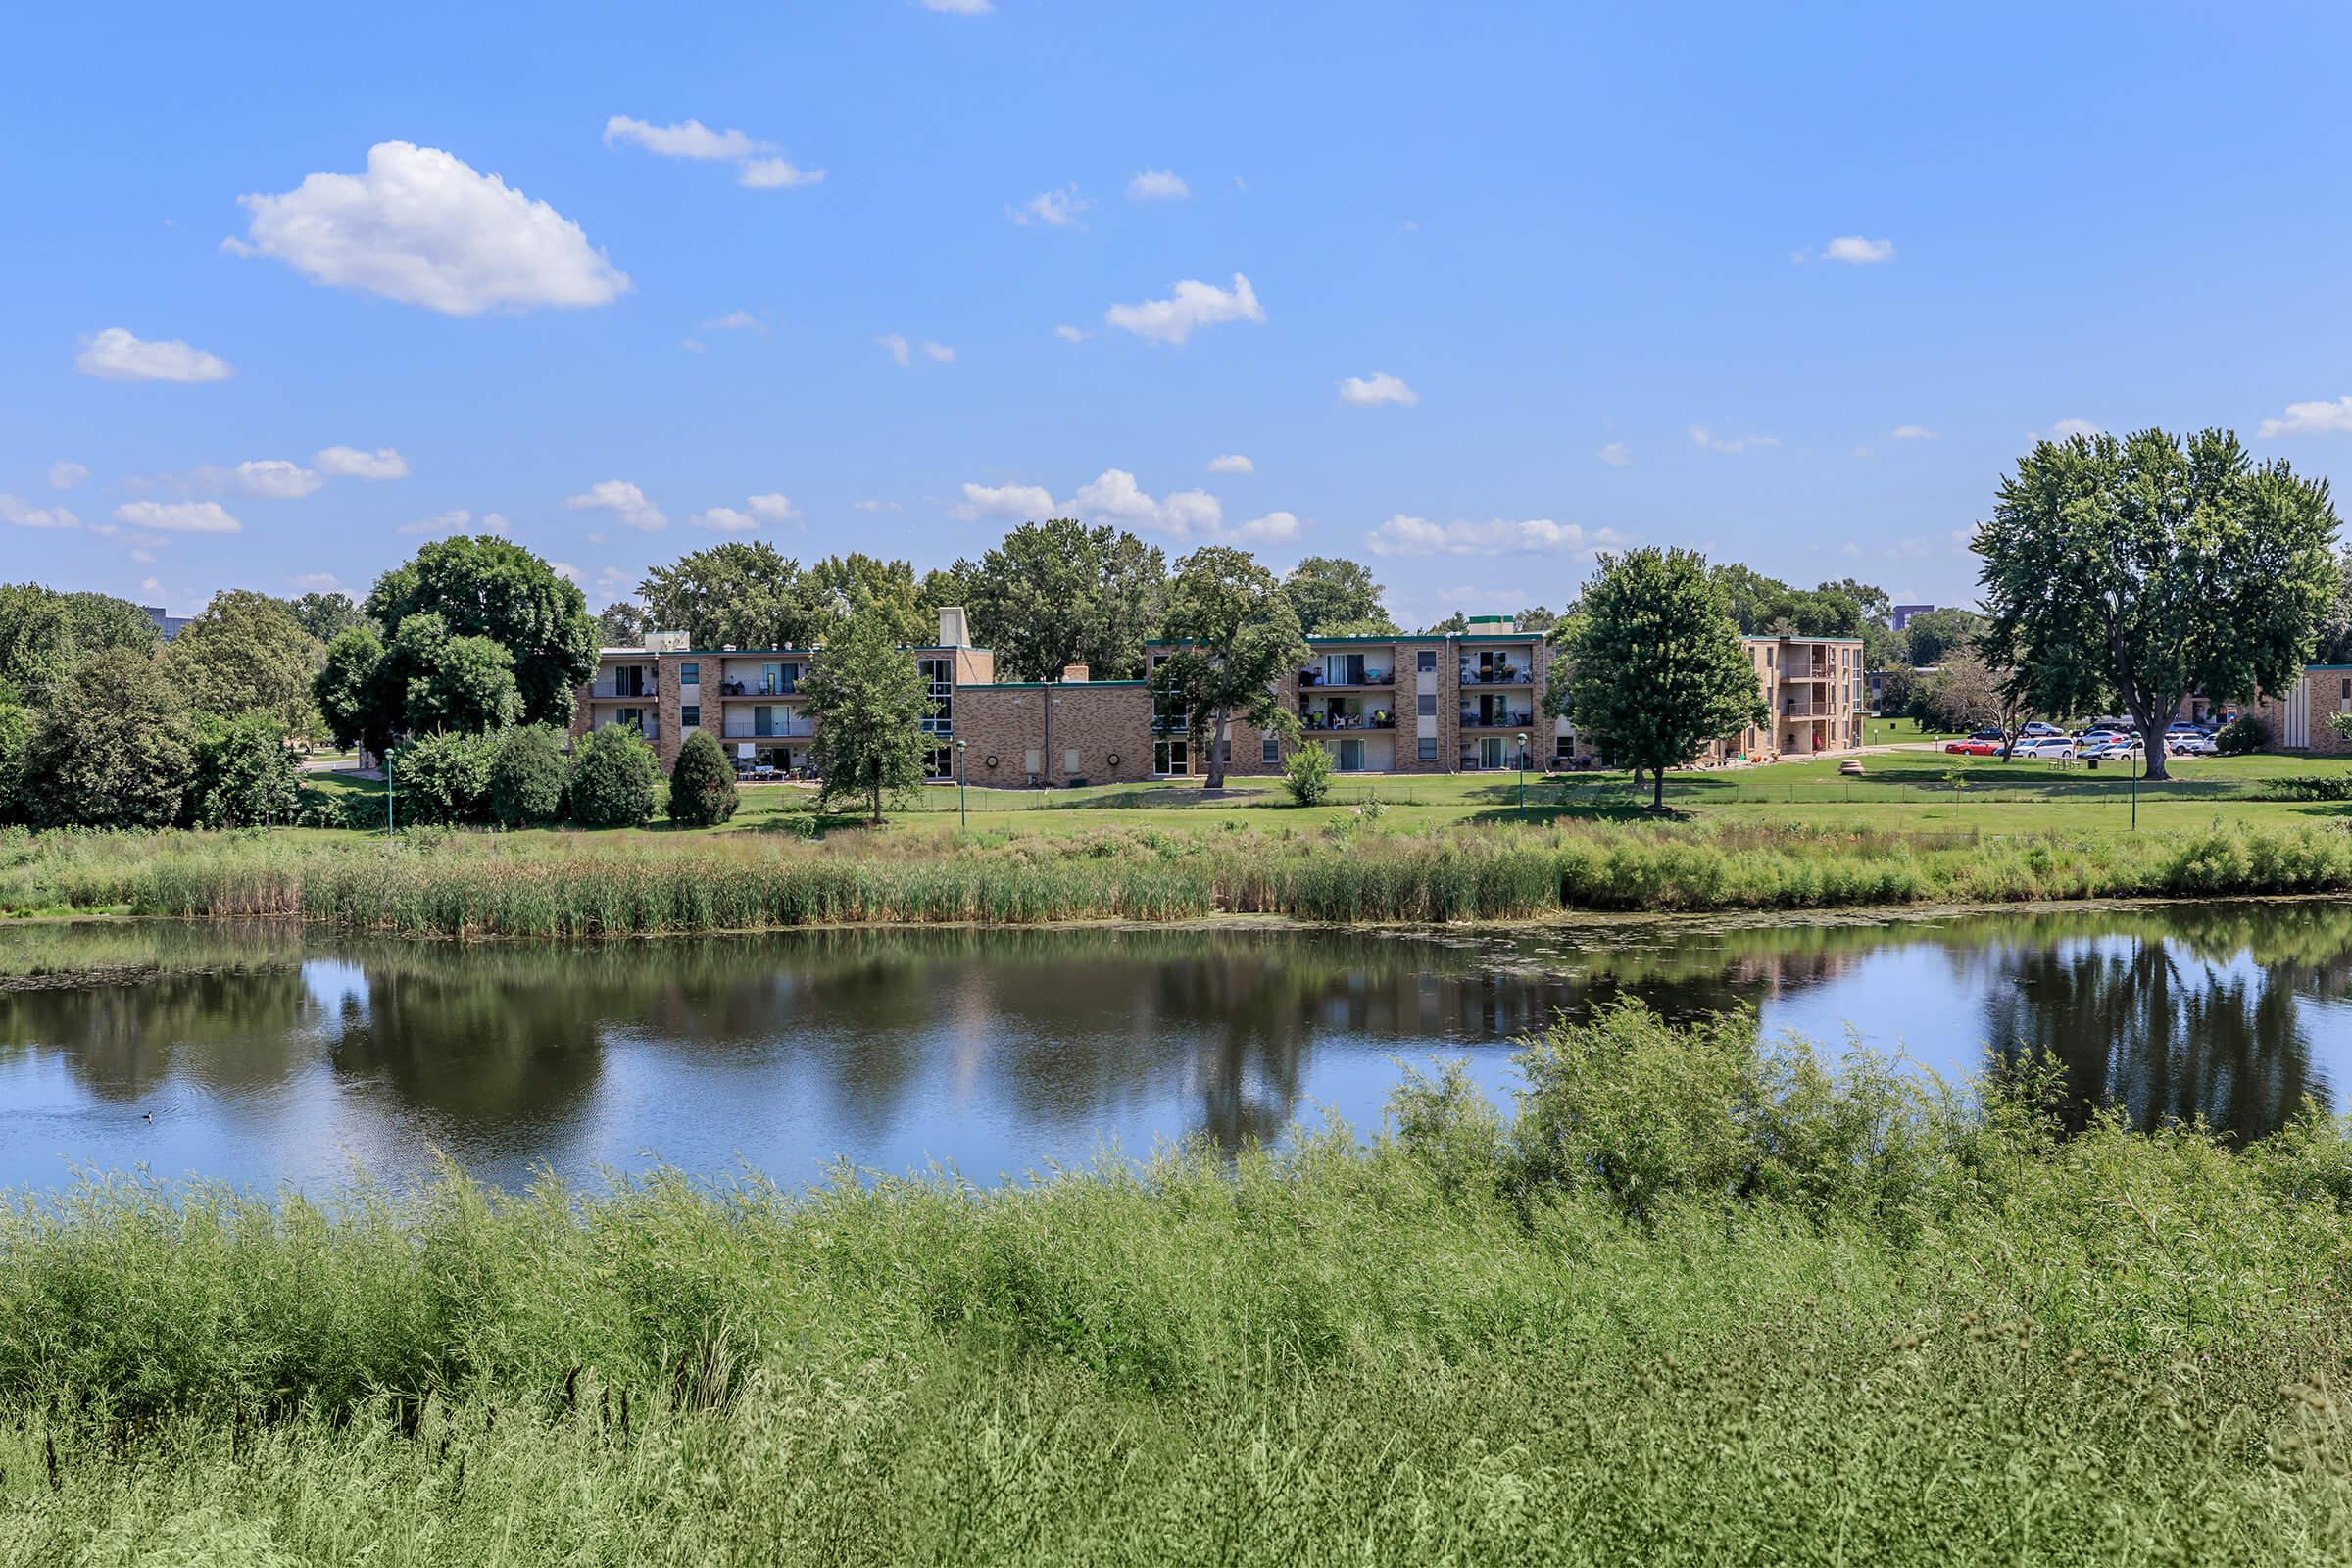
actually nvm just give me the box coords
[168,589,324,731]
[1282,557,1397,637]
[637,542,823,651]
[1977,428,2338,781]
[26,649,196,830]
[1548,549,1766,810]
[1150,546,1305,791]
[365,536,595,730]
[666,729,740,827]
[801,606,936,823]
[957,520,1168,681]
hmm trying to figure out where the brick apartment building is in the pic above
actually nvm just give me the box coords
[2246,664,2352,754]
[569,612,1861,784]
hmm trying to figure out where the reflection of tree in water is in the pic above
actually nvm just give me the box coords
[0,961,317,1102]
[328,966,606,1127]
[1982,936,2325,1141]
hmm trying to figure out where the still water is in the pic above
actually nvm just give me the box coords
[4,903,2351,1193]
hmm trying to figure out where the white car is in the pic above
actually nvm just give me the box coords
[2168,732,2218,756]
[2015,736,2076,760]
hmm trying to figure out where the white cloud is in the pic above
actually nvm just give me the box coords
[854,498,901,514]
[140,577,166,598]
[1689,426,1780,454]
[227,141,631,316]
[566,479,666,531]
[74,327,233,383]
[234,460,323,499]
[603,117,759,160]
[1104,272,1264,345]
[1596,442,1630,467]
[922,339,956,363]
[952,480,1059,522]
[920,0,993,12]
[128,549,158,564]
[397,509,473,536]
[693,507,760,533]
[737,157,824,189]
[2259,397,2352,438]
[289,572,342,591]
[746,493,799,522]
[693,492,800,531]
[0,494,81,530]
[47,462,89,490]
[1235,510,1300,543]
[1054,324,1090,344]
[1126,170,1189,201]
[549,562,584,585]
[1338,371,1417,408]
[112,500,241,534]
[2034,417,2103,442]
[703,309,764,333]
[314,445,410,480]
[876,334,912,367]
[681,338,709,353]
[1823,235,1895,265]
[1008,185,1088,228]
[1891,424,1938,441]
[481,512,513,535]
[1364,514,1627,559]
[1072,468,1223,538]
[1207,454,1254,475]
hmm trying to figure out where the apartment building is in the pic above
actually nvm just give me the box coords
[2246,665,2352,753]
[1713,634,1868,760]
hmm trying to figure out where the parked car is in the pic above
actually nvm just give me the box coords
[2020,721,2066,738]
[2168,732,2218,756]
[2015,736,2076,760]
[1944,737,2002,756]
[2082,738,2145,761]
[1967,727,2007,742]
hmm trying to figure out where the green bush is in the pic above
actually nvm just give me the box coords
[567,724,662,828]
[388,731,496,825]
[666,729,739,827]
[186,712,303,828]
[2259,772,2352,802]
[487,724,569,826]
[2215,714,2270,755]
[1281,740,1333,806]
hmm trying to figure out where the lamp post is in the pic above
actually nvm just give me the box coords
[385,746,395,837]
[2132,738,2139,831]
[956,738,968,830]
[1515,732,1529,821]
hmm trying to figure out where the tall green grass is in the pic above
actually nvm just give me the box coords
[8,816,2352,934]
[7,1004,2352,1562]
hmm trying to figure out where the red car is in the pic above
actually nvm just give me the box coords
[1943,738,2001,756]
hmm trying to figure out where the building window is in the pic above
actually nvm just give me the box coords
[1417,736,1438,761]
[680,662,700,686]
[1417,650,1436,672]
[680,704,700,729]
[1024,748,1042,777]
[1417,692,1437,716]
[1261,735,1280,763]
[1063,749,1082,776]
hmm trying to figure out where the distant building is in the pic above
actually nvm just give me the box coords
[1890,604,1935,631]
[140,605,190,642]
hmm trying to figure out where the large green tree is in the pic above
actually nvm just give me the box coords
[801,606,936,823]
[365,536,595,729]
[314,626,395,759]
[956,519,1168,681]
[284,590,368,644]
[25,649,197,829]
[1708,564,1870,638]
[391,614,524,734]
[1281,556,1397,637]
[1149,546,1306,791]
[0,585,160,708]
[1548,549,1767,810]
[1977,428,2338,780]
[637,542,823,651]
[1902,607,1989,667]
[168,590,325,731]
[808,553,933,647]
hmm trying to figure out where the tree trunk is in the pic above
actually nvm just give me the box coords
[1206,705,1230,790]
[1651,765,1665,811]
[2128,691,2172,782]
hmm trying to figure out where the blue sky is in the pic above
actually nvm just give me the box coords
[6,1,2351,629]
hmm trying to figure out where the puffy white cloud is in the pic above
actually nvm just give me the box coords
[703,309,764,333]
[74,327,233,383]
[1891,424,1937,440]
[1364,514,1626,559]
[1125,170,1189,201]
[694,493,800,531]
[1207,454,1254,475]
[234,460,324,499]
[694,507,759,532]
[604,116,823,190]
[47,462,89,490]
[1009,185,1088,228]
[549,562,584,585]
[1054,324,1090,344]
[113,500,241,534]
[922,339,956,363]
[952,480,1058,522]
[566,479,666,531]
[920,0,993,12]
[854,498,901,514]
[876,334,912,367]
[1689,426,1779,454]
[737,157,824,189]
[0,494,81,530]
[1338,371,1416,408]
[1072,468,1224,538]
[1823,235,1895,264]
[2033,417,2103,443]
[2260,398,2352,438]
[1235,510,1300,543]
[227,142,631,316]
[1596,442,1630,467]
[315,445,410,480]
[747,493,799,522]
[1104,272,1263,345]
[397,508,508,538]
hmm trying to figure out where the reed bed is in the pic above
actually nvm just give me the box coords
[6,1004,2352,1563]
[6,816,2352,936]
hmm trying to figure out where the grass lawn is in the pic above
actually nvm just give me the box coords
[1865,714,1963,745]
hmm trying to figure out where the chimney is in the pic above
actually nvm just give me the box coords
[1061,663,1090,683]
[938,606,970,647]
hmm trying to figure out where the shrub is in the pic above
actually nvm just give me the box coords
[1282,741,1334,806]
[388,730,496,825]
[568,724,662,828]
[27,649,197,830]
[2215,714,2270,755]
[2259,773,2352,802]
[186,712,303,828]
[488,724,569,827]
[667,730,739,828]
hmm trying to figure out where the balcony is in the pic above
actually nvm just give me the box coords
[714,678,800,698]
[587,676,658,699]
[1298,711,1396,731]
[598,717,659,742]
[1297,668,1394,688]
[1459,710,1535,729]
[1458,665,1532,685]
[721,716,813,739]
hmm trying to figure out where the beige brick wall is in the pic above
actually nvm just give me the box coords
[955,685,1158,786]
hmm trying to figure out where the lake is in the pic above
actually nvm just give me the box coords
[3,901,2349,1192]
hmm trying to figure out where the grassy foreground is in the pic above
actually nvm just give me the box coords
[6,1004,2352,1564]
[13,813,2352,933]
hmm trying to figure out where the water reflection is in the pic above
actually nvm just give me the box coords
[1,903,2350,1191]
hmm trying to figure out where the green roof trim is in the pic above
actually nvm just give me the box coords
[958,680,1150,691]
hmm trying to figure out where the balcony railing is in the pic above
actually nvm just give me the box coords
[599,717,659,742]
[1458,666,1531,685]
[1298,712,1395,731]
[721,717,813,739]
[714,678,799,697]
[1459,710,1535,729]
[588,677,657,699]
[1297,668,1394,687]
